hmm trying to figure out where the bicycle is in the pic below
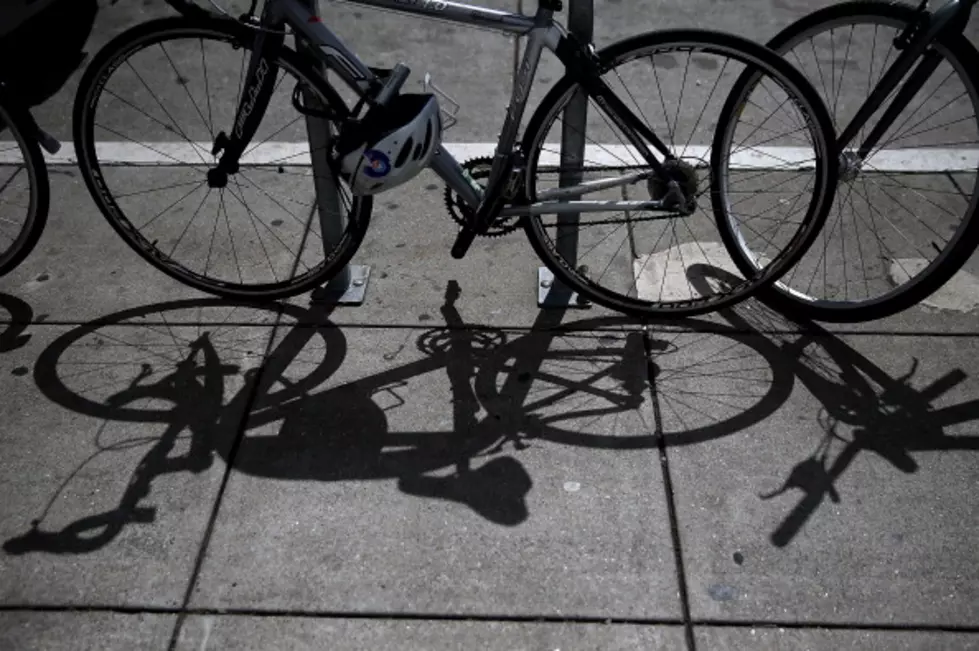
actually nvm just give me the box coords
[716,0,979,322]
[0,77,61,277]
[71,0,839,318]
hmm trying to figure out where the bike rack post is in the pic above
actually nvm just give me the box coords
[300,0,370,305]
[537,0,591,309]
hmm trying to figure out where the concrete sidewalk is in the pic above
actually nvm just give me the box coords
[2,1,979,649]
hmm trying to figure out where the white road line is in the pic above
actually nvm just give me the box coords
[1,141,978,172]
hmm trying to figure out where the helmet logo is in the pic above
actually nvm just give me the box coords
[362,149,391,178]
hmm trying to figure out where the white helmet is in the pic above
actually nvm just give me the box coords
[338,93,442,196]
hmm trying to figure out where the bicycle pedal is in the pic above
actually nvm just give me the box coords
[35,127,61,155]
[451,227,477,259]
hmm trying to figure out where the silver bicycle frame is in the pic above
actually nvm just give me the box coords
[264,0,670,215]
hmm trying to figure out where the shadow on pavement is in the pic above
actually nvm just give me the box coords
[5,266,979,555]
[0,293,34,352]
[688,264,979,548]
[6,282,654,554]
[0,0,98,107]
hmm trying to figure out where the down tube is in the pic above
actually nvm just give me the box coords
[431,148,482,208]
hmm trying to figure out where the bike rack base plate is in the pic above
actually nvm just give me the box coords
[538,267,591,309]
[311,264,371,306]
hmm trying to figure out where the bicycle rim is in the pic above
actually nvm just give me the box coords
[0,101,47,276]
[72,17,371,300]
[729,2,979,321]
[521,29,836,318]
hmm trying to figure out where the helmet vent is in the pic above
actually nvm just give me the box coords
[396,137,414,168]
[421,121,433,158]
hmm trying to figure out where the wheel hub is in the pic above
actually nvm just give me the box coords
[839,150,863,183]
[650,158,700,213]
[207,167,229,189]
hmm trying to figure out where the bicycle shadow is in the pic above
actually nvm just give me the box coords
[0,0,98,107]
[688,264,979,548]
[18,266,928,557]
[8,282,681,555]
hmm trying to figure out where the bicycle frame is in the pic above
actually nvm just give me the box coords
[838,0,977,157]
[217,0,676,218]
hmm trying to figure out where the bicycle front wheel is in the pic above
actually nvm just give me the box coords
[521,29,837,318]
[720,1,979,322]
[72,17,371,301]
[0,96,48,277]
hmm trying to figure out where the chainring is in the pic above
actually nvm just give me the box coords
[444,156,521,238]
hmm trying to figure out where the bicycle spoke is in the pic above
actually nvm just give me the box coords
[682,58,731,160]
[220,187,245,285]
[160,42,212,139]
[138,181,207,231]
[861,172,954,245]
[115,179,206,200]
[671,51,691,152]
[123,59,209,167]
[863,163,969,223]
[649,54,676,146]
[235,178,284,281]
[167,187,212,258]
[833,26,855,123]
[202,188,223,280]
[850,178,932,260]
[846,181,871,300]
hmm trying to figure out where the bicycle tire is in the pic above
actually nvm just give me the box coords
[0,95,49,277]
[520,29,838,318]
[718,1,979,322]
[72,16,372,301]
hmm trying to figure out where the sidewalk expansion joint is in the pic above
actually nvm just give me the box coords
[643,326,697,651]
[4,605,979,633]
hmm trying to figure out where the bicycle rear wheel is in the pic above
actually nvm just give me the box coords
[719,1,979,322]
[72,17,371,301]
[521,29,837,318]
[0,96,48,277]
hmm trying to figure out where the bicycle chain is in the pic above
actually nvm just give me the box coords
[443,156,522,238]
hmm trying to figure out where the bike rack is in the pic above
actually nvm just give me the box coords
[537,0,591,309]
[297,0,592,308]
[302,0,371,306]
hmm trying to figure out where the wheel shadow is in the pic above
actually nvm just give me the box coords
[687,264,979,548]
